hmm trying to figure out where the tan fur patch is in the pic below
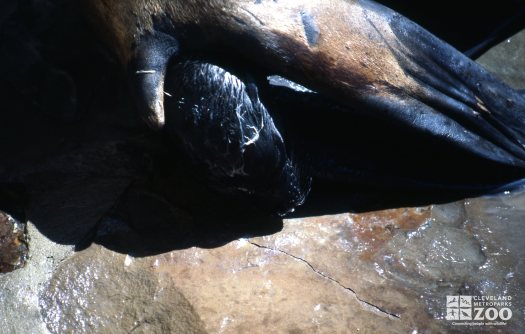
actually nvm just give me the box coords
[83,0,421,105]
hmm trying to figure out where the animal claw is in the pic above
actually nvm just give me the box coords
[129,31,179,130]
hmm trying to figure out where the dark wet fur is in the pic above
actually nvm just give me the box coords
[388,13,525,163]
[164,61,310,215]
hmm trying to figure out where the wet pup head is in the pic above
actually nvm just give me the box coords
[164,61,310,215]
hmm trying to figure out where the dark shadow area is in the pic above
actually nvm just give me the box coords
[1,1,524,257]
[259,84,525,216]
[380,0,525,58]
[0,1,285,255]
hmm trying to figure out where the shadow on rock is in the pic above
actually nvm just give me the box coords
[7,134,285,257]
[83,148,285,257]
[92,190,284,257]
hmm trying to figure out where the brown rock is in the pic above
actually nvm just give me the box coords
[40,245,206,334]
[0,211,28,273]
[154,240,408,333]
[147,197,524,333]
[477,29,525,90]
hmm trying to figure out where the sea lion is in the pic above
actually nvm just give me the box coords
[82,0,525,213]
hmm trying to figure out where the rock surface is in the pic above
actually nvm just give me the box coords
[151,200,525,333]
[40,245,206,334]
[0,211,28,273]
[478,29,525,90]
[10,198,521,333]
[0,222,74,334]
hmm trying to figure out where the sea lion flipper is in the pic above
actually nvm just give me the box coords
[83,0,525,165]
[383,12,525,165]
[129,31,179,130]
[259,83,525,188]
[226,1,525,166]
[361,91,525,167]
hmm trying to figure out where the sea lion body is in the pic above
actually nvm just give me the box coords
[82,0,525,213]
[85,1,418,126]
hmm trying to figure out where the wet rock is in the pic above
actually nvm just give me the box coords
[0,211,28,273]
[477,29,525,90]
[40,245,206,334]
[150,200,524,333]
[154,238,408,333]
[464,193,525,319]
[0,222,74,334]
[4,195,522,333]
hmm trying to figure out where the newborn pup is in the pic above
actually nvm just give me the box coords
[164,61,309,215]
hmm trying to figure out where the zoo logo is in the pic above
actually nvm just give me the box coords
[446,296,513,322]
